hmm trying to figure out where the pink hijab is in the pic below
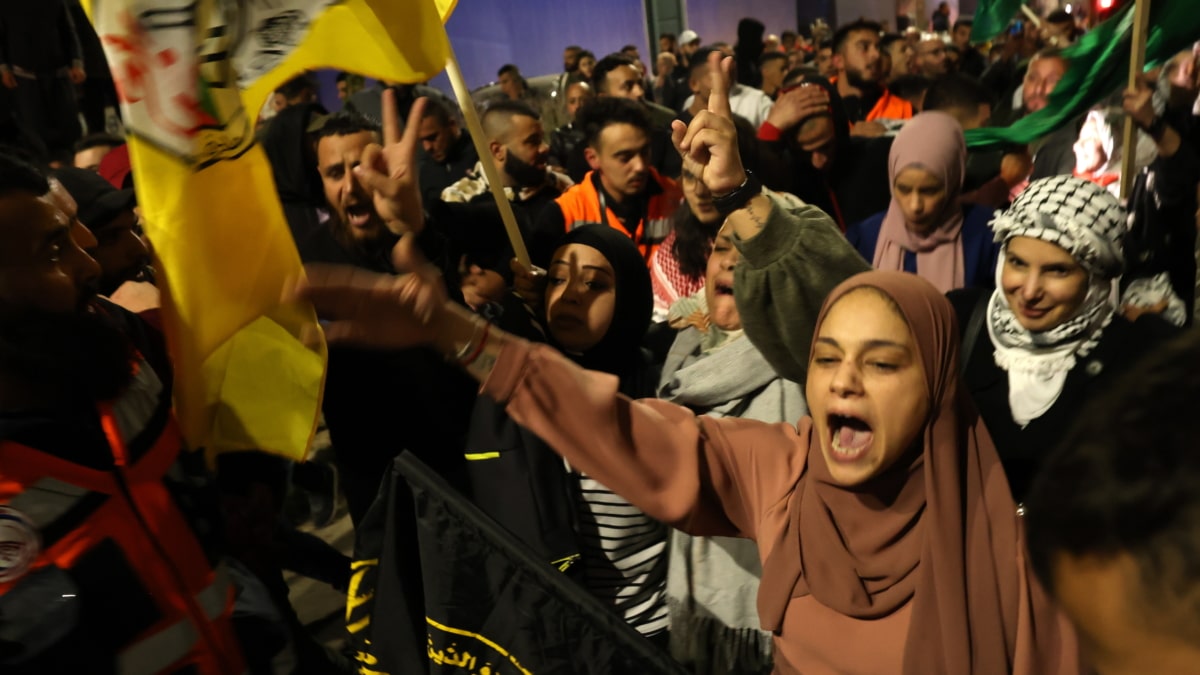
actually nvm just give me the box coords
[758,271,1077,673]
[872,112,968,294]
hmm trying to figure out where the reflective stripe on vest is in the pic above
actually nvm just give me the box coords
[116,563,234,675]
[110,359,164,447]
[5,477,89,530]
[0,356,246,673]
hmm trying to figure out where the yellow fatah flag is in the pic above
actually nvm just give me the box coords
[240,0,457,114]
[80,0,457,461]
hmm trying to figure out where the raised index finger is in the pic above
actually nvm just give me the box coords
[707,52,734,121]
[381,87,401,146]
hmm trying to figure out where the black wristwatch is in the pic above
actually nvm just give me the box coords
[712,170,763,217]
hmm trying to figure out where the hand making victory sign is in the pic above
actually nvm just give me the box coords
[293,88,455,352]
[290,89,492,369]
[354,88,428,236]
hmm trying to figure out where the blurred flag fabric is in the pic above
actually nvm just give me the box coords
[78,0,459,460]
[966,0,1200,150]
[236,0,458,116]
[970,0,1026,43]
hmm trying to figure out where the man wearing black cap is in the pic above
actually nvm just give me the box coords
[52,167,150,296]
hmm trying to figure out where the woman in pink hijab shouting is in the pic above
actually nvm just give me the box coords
[847,111,1001,293]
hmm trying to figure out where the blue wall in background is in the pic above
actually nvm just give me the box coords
[684,0,799,46]
[427,0,650,93]
[310,0,814,106]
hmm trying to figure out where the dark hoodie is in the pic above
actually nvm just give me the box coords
[735,18,766,90]
[758,75,892,229]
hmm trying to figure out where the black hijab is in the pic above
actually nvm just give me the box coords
[546,225,652,381]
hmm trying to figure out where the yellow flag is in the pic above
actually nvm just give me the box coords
[239,0,457,116]
[82,0,330,461]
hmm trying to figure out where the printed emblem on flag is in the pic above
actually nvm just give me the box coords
[92,0,332,168]
[0,506,41,583]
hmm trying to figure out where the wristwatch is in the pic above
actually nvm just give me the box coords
[712,170,763,217]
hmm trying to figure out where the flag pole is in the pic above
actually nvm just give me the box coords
[1120,0,1153,200]
[442,47,533,269]
[1019,4,1043,28]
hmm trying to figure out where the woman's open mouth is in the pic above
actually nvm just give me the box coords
[828,413,874,463]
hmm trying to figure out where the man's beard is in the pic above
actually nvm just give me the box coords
[330,213,398,267]
[845,66,878,91]
[504,151,548,189]
[0,304,136,404]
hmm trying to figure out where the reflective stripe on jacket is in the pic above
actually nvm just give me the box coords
[0,358,246,674]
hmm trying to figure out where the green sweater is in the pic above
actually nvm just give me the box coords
[732,191,871,384]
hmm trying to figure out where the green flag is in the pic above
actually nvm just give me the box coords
[966,0,1200,150]
[971,0,1026,43]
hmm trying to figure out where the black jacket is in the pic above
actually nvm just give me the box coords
[0,0,81,73]
[418,132,479,206]
[756,75,892,229]
[298,226,477,524]
[949,288,1178,502]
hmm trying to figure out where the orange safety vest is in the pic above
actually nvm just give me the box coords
[867,88,914,122]
[553,169,682,266]
[0,358,246,674]
[830,78,914,122]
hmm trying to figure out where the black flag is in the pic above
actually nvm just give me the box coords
[351,451,687,674]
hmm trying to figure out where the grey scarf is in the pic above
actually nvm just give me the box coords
[658,327,806,675]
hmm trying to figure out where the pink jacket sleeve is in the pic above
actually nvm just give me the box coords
[480,339,808,542]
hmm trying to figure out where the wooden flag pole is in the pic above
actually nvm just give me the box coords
[443,47,533,269]
[1019,4,1043,28]
[1120,0,1153,200]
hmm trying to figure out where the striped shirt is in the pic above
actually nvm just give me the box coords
[573,473,670,636]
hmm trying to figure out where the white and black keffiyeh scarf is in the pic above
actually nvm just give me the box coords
[985,176,1127,427]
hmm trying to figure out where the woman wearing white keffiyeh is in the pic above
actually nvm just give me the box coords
[987,176,1126,428]
[951,175,1179,502]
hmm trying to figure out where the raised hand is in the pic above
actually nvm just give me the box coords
[509,257,547,313]
[766,83,830,131]
[354,89,427,236]
[291,235,449,351]
[1122,79,1157,129]
[670,51,746,196]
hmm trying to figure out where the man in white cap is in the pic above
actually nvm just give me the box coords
[678,30,702,68]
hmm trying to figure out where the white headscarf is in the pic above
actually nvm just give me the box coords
[985,176,1127,427]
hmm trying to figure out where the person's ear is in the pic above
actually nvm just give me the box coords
[832,53,846,72]
[584,146,600,170]
[489,140,505,162]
